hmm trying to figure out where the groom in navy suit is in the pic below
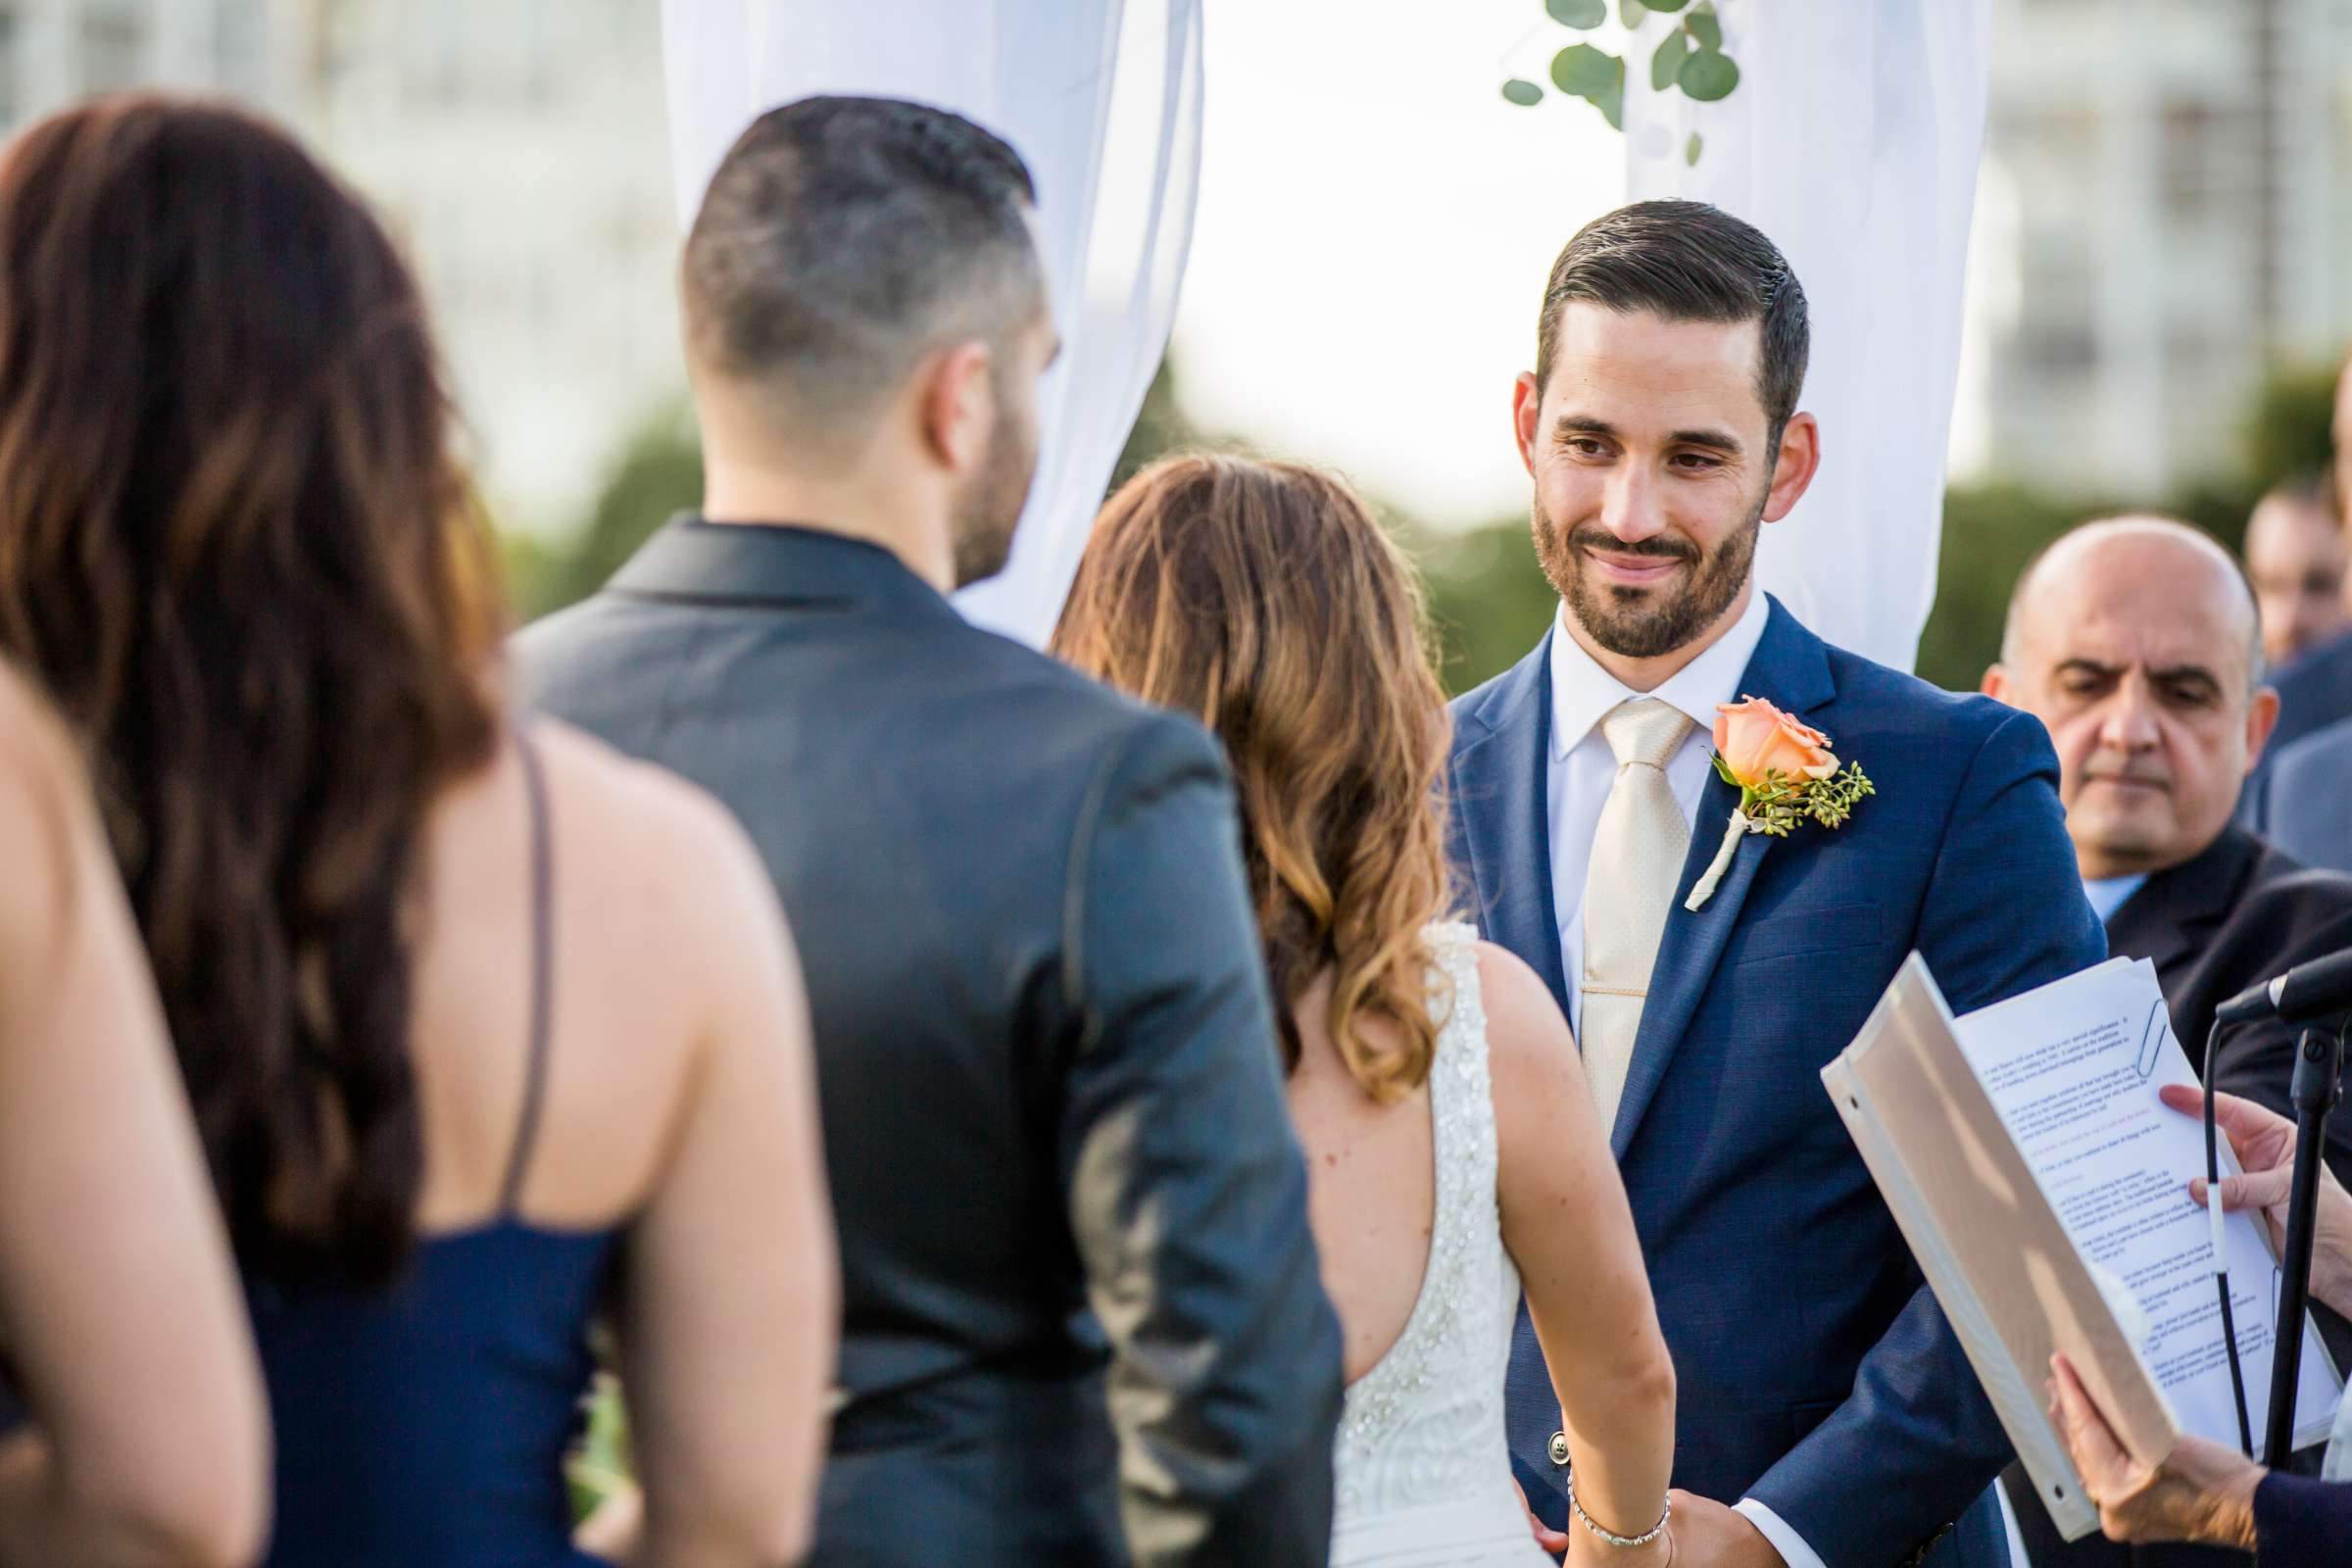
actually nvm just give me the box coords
[1448,201,2106,1567]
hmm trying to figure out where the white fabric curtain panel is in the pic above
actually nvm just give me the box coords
[1620,0,1995,675]
[659,0,1206,648]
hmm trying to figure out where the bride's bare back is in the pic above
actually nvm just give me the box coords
[1286,975,1436,1385]
[1288,936,1679,1555]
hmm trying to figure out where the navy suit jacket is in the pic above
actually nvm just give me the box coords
[1445,598,2106,1568]
[2253,1471,2352,1563]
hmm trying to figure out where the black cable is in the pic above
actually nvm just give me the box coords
[2205,1017,2256,1456]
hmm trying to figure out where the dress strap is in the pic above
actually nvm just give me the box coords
[1424,921,1498,1225]
[496,727,557,1218]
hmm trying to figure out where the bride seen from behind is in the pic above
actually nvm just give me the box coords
[1054,454,1676,1566]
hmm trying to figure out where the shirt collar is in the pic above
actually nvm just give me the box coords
[2082,872,2151,925]
[1548,590,1772,760]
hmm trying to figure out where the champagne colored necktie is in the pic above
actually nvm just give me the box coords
[1580,698,1694,1130]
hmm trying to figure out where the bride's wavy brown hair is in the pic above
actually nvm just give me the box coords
[1054,454,1453,1101]
[0,97,502,1284]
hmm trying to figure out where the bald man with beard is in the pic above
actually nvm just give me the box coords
[1984,516,2352,1568]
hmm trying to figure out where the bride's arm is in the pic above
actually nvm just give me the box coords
[1484,942,1677,1562]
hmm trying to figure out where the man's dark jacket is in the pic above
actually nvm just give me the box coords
[514,517,1344,1566]
[2004,826,2352,1568]
[2107,828,2352,1187]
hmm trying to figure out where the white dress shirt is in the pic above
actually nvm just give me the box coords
[1543,592,1829,1568]
[1546,592,1770,1039]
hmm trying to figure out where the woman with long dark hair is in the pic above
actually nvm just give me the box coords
[1054,454,1678,1567]
[0,662,269,1566]
[0,96,837,1566]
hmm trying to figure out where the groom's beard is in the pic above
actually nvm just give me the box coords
[1533,483,1765,660]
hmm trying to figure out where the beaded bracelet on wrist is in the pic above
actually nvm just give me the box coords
[1565,1472,1672,1549]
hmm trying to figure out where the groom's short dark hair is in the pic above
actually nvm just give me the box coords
[1536,200,1809,447]
[682,96,1044,447]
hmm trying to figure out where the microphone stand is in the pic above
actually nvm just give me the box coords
[2262,1016,2347,1467]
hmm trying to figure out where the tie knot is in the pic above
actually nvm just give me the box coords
[1601,698,1692,771]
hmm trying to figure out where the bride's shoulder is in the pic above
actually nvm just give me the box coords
[1456,939,1577,1083]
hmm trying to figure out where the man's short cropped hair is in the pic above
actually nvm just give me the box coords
[1536,199,1810,449]
[682,95,1044,443]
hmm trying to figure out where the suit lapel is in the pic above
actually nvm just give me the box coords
[2105,828,2256,978]
[1452,632,1571,1016]
[1609,600,1838,1158]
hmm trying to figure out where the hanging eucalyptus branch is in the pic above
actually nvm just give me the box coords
[1500,0,1740,167]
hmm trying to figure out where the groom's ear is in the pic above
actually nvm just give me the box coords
[1760,411,1821,523]
[916,338,997,476]
[1512,371,1543,476]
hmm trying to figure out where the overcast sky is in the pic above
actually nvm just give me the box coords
[1169,0,1629,529]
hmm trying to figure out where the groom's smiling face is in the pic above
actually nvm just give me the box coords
[1515,304,1816,666]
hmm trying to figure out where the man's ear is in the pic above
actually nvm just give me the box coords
[1761,412,1822,524]
[1512,371,1542,477]
[2243,685,2283,773]
[918,339,996,475]
[1982,663,2015,706]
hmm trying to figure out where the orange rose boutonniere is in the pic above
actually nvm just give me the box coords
[1684,696,1875,911]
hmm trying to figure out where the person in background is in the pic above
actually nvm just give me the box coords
[2246,712,2352,875]
[1985,517,2352,1187]
[2049,1088,2352,1564]
[1054,454,1678,1568]
[1984,515,2352,1567]
[2244,474,2348,672]
[517,98,1344,1565]
[0,662,270,1567]
[0,96,837,1567]
[2260,360,2352,753]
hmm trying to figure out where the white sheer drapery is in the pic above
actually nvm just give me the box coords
[1620,0,1995,674]
[659,0,1205,647]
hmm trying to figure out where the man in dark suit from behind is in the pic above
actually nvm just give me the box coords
[515,98,1343,1565]
[1984,516,2352,1568]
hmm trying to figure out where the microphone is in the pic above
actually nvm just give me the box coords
[2215,946,2352,1026]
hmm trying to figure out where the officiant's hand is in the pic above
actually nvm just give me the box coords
[2048,1352,2262,1548]
[1510,1477,1572,1556]
[2163,1085,2352,1317]
[1661,1491,1778,1568]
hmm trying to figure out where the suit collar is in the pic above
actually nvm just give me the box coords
[1609,596,1838,1156]
[1452,627,1572,1012]
[1461,620,1553,741]
[608,513,956,615]
[2106,827,2260,972]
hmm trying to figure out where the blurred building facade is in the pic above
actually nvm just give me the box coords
[1965,0,2352,497]
[0,0,681,529]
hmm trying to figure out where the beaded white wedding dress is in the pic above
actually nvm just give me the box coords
[1329,922,1551,1566]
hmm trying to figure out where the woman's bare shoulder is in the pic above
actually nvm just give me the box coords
[516,718,791,985]
[523,720,768,882]
[1470,940,1577,1075]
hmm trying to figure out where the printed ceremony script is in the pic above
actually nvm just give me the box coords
[1824,956,2341,1542]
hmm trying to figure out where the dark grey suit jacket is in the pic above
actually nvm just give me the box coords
[514,517,1343,1567]
[2269,628,2352,756]
[2249,717,2352,875]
